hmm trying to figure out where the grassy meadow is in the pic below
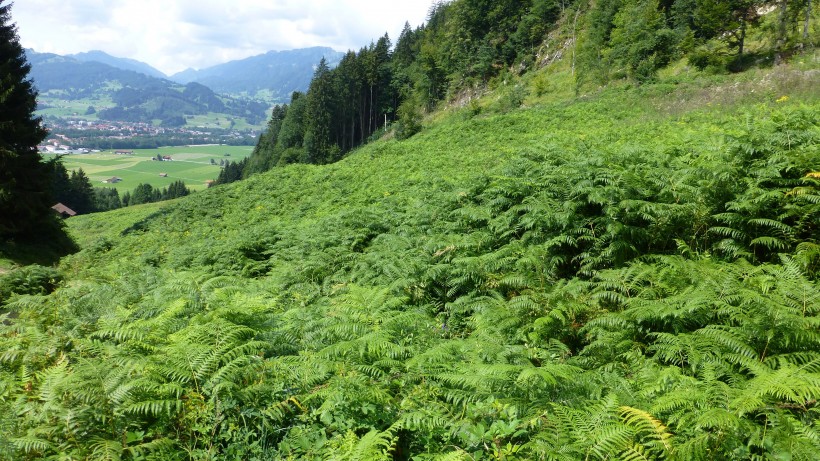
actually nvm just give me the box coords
[37,97,112,120]
[48,145,253,193]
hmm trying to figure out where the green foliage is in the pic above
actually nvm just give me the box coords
[0,1,67,243]
[395,96,423,140]
[0,264,61,304]
[245,0,570,176]
[609,0,679,82]
[578,0,816,84]
[2,3,819,459]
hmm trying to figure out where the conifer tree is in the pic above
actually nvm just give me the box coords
[304,58,334,164]
[93,187,121,212]
[164,180,190,199]
[243,105,287,177]
[68,168,95,214]
[0,1,58,239]
[45,157,71,205]
[694,0,763,56]
[130,183,155,205]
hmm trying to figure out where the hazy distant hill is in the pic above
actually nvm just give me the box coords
[26,49,165,95]
[170,47,344,102]
[25,49,268,126]
[69,50,167,79]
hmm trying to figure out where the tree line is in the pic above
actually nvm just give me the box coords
[46,158,191,215]
[240,0,814,180]
[241,0,566,176]
[577,0,815,84]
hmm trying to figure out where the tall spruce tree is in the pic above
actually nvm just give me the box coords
[0,1,58,239]
[304,58,334,165]
[93,187,121,212]
[68,169,95,214]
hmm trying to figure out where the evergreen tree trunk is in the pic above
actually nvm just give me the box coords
[739,16,746,56]
[359,93,366,144]
[775,0,788,64]
[369,85,374,137]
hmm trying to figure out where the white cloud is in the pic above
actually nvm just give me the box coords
[12,0,432,75]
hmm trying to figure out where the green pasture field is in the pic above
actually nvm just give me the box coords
[185,113,263,131]
[36,90,116,120]
[48,145,253,193]
[38,99,108,120]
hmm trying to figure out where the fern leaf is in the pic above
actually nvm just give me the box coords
[619,406,673,453]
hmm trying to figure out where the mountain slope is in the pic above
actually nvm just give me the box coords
[3,0,819,457]
[2,58,818,459]
[25,49,160,94]
[170,46,344,101]
[69,50,167,78]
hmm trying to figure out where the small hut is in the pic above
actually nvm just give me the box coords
[51,203,77,218]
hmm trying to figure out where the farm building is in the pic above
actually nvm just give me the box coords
[51,203,77,218]
[159,173,168,177]
[103,177,122,184]
[115,150,134,155]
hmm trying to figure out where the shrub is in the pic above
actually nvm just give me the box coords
[0,265,62,304]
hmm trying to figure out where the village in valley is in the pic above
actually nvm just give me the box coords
[38,117,259,154]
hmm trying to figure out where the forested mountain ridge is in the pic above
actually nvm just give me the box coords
[1,0,819,459]
[170,46,345,101]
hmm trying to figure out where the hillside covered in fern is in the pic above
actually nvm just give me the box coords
[1,1,819,460]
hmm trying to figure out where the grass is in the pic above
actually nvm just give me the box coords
[37,94,114,120]
[48,145,253,193]
[185,113,264,130]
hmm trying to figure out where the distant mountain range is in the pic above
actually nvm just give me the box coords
[26,50,269,126]
[69,50,167,79]
[25,46,344,126]
[27,46,343,104]
[170,47,344,100]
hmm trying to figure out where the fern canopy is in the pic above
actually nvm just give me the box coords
[1,58,819,461]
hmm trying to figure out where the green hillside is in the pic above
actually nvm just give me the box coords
[2,58,818,459]
[1,1,819,459]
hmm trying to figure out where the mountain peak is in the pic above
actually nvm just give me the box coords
[69,50,167,79]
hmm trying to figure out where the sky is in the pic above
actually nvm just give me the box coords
[12,0,433,75]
